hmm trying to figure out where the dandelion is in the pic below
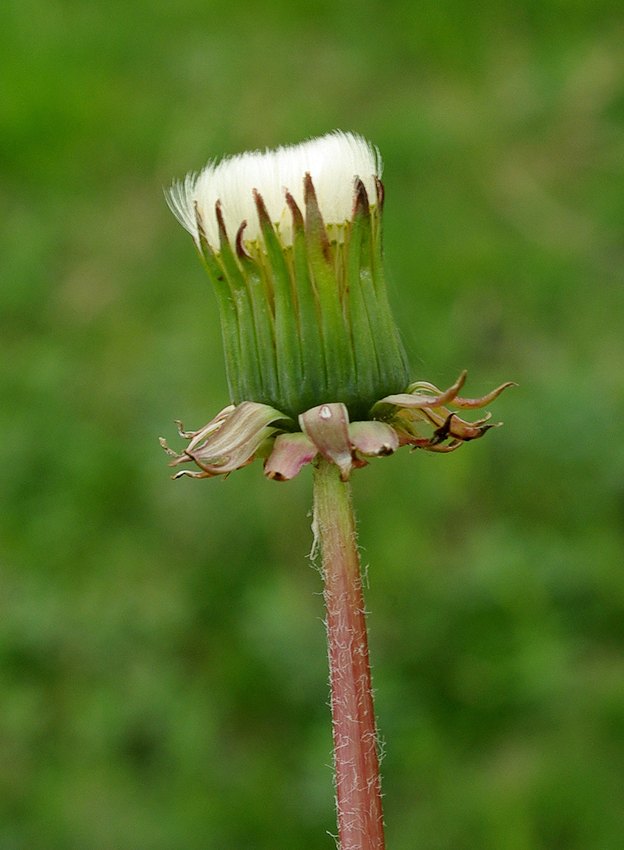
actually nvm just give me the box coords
[161,131,513,849]
[162,131,512,481]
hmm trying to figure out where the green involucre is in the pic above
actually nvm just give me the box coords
[197,184,409,420]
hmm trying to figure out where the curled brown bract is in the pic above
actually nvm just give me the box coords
[161,374,515,480]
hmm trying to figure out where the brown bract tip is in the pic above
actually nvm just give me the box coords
[235,221,252,259]
[252,188,272,230]
[285,191,305,233]
[215,200,229,245]
[303,173,331,260]
[352,177,370,220]
[374,176,384,210]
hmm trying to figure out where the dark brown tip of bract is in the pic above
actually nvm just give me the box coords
[285,191,304,233]
[353,177,370,219]
[215,200,229,244]
[193,202,210,252]
[303,172,330,259]
[235,221,251,259]
[252,188,272,230]
[374,176,385,210]
[303,171,316,206]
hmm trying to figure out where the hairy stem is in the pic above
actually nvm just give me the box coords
[313,458,385,850]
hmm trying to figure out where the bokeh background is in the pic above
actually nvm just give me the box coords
[2,1,624,847]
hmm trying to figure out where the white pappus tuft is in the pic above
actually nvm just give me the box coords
[166,131,382,249]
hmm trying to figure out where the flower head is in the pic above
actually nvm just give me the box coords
[162,131,514,481]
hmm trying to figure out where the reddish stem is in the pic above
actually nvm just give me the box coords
[313,459,385,850]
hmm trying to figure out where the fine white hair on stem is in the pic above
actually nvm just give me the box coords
[166,131,382,249]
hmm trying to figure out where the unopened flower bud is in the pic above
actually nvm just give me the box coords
[167,131,409,419]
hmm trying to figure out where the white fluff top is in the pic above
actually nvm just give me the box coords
[166,131,382,250]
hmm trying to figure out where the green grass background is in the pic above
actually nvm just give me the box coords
[2,1,624,847]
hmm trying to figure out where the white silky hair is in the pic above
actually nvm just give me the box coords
[166,131,382,249]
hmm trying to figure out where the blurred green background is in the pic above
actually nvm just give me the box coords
[2,1,624,847]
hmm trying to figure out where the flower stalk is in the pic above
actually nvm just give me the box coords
[313,458,385,850]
